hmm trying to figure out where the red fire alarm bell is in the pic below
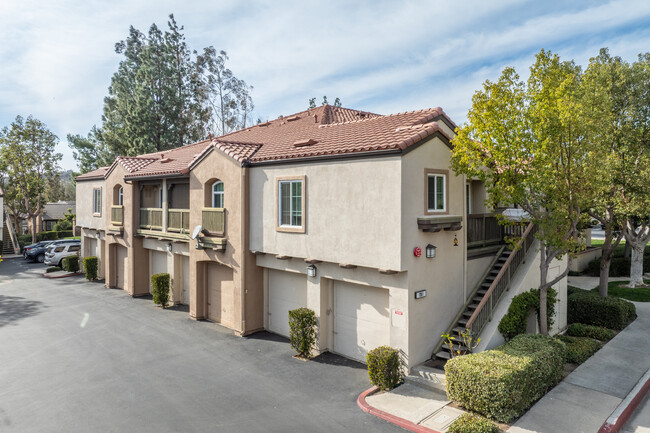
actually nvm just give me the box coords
[413,247,422,257]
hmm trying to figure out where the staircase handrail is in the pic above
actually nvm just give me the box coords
[431,245,506,357]
[465,222,536,333]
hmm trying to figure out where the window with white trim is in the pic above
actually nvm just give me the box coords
[118,187,123,206]
[427,174,446,212]
[212,181,224,208]
[279,179,303,228]
[93,188,102,215]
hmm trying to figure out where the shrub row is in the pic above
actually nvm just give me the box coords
[61,256,79,273]
[445,334,565,423]
[566,323,615,341]
[556,335,602,364]
[498,288,557,340]
[366,346,403,391]
[567,290,636,330]
[18,230,75,248]
[585,254,650,277]
[447,413,500,433]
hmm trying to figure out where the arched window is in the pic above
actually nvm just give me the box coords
[211,181,224,208]
[118,187,123,206]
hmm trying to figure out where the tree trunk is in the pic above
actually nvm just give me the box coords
[599,227,622,297]
[624,241,631,259]
[31,214,37,244]
[539,247,548,335]
[629,240,647,287]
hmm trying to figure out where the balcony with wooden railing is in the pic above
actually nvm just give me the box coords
[111,205,124,227]
[167,209,190,233]
[202,208,225,236]
[139,208,163,231]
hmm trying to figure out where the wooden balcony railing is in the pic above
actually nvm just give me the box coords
[202,208,225,236]
[111,205,124,226]
[465,222,537,337]
[139,208,163,231]
[168,209,190,233]
[467,213,503,248]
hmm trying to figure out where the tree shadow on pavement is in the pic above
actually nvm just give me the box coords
[0,295,44,327]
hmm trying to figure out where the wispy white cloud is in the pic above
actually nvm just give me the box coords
[0,0,649,169]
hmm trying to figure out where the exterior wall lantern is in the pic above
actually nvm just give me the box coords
[307,264,317,277]
[166,243,173,252]
[425,244,436,258]
[454,234,459,247]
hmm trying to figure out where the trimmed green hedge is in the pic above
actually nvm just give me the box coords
[498,288,557,340]
[61,256,79,273]
[568,290,636,330]
[288,307,318,358]
[367,346,403,391]
[45,266,61,273]
[585,254,650,277]
[556,335,602,364]
[83,256,98,281]
[447,413,500,433]
[566,323,615,341]
[445,334,565,423]
[151,273,170,308]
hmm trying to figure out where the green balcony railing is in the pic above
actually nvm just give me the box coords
[139,208,163,231]
[202,208,225,236]
[168,209,190,233]
[111,205,124,226]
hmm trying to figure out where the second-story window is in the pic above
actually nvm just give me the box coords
[426,170,447,213]
[212,181,224,208]
[93,188,102,215]
[278,178,304,229]
[118,187,123,206]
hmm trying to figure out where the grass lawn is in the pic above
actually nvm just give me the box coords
[591,280,650,302]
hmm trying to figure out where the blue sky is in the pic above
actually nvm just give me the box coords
[1,0,650,170]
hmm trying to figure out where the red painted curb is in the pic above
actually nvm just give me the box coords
[357,386,442,433]
[598,372,650,433]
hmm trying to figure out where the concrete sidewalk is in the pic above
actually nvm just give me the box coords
[360,277,650,433]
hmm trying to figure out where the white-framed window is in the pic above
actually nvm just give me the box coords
[211,181,224,208]
[93,188,102,215]
[427,173,446,212]
[278,179,303,229]
[118,187,123,206]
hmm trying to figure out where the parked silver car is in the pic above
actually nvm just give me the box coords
[44,241,81,267]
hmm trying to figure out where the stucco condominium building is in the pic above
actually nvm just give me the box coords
[77,104,539,368]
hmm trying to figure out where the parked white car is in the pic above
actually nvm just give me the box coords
[44,241,81,267]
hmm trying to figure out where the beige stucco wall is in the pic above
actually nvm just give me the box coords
[399,136,467,366]
[249,156,403,270]
[189,149,263,335]
[76,178,106,231]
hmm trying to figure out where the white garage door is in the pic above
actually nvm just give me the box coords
[180,256,190,305]
[150,251,168,293]
[268,270,308,338]
[86,237,97,258]
[333,281,390,363]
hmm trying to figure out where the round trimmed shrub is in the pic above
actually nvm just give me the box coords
[83,256,98,281]
[556,335,602,364]
[366,346,403,391]
[288,307,318,358]
[62,256,79,273]
[566,323,615,341]
[447,413,499,433]
[498,288,557,340]
[151,273,170,309]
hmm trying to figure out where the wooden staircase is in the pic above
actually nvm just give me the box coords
[432,222,537,361]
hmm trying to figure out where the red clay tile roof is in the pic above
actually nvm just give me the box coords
[82,105,454,179]
[216,105,453,163]
[75,166,109,181]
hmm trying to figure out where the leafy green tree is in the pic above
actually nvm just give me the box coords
[67,127,111,173]
[0,116,62,243]
[582,49,650,292]
[451,50,590,334]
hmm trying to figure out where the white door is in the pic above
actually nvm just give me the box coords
[268,270,308,338]
[333,281,390,363]
[88,237,97,258]
[181,256,190,305]
[150,251,168,293]
[206,262,234,328]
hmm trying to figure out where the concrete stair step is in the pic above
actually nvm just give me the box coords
[406,364,447,394]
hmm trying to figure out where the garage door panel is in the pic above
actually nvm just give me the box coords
[334,281,390,363]
[268,270,307,338]
[115,245,127,290]
[206,263,234,327]
[150,251,168,293]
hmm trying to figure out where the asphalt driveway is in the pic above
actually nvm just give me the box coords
[0,258,399,433]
